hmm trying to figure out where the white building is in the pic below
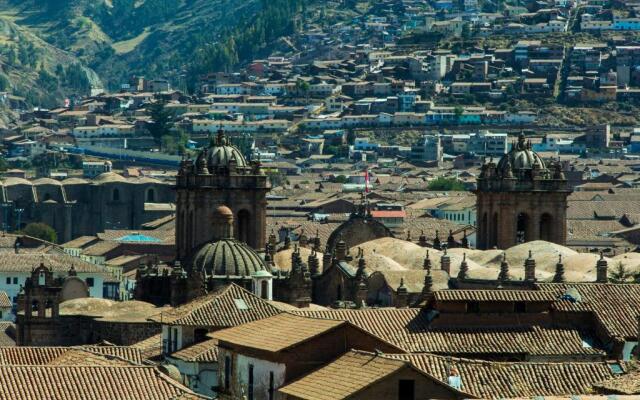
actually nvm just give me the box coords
[0,252,110,306]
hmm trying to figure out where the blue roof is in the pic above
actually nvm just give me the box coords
[116,233,162,243]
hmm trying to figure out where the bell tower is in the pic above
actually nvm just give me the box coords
[175,130,270,260]
[475,133,571,250]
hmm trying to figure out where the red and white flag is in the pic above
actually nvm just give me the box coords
[364,168,370,193]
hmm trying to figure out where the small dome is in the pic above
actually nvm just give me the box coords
[206,130,248,169]
[93,172,127,183]
[215,205,233,217]
[496,133,547,176]
[188,238,269,278]
[33,178,63,186]
[3,177,32,186]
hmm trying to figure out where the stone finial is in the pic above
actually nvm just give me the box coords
[299,230,308,248]
[195,149,209,175]
[406,230,412,242]
[269,229,277,247]
[524,250,536,282]
[423,250,432,271]
[498,253,510,282]
[284,234,291,250]
[68,264,77,277]
[440,248,451,275]
[433,230,441,250]
[308,249,320,277]
[461,230,469,249]
[457,253,469,280]
[596,252,608,283]
[553,254,565,283]
[396,277,408,308]
[418,230,428,247]
[335,234,348,261]
[447,230,455,249]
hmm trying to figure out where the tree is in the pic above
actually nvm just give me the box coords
[22,223,57,243]
[148,101,173,145]
[334,175,348,183]
[609,262,633,283]
[428,177,466,191]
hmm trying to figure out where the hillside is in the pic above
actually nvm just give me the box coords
[0,0,308,101]
[0,13,101,108]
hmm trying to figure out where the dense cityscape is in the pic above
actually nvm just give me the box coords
[0,0,639,399]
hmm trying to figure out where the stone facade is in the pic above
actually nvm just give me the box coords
[475,133,571,249]
[175,130,270,259]
[0,175,174,243]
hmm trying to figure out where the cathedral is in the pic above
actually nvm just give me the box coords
[135,129,401,308]
[475,133,572,250]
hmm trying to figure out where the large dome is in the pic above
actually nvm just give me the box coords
[496,133,547,177]
[189,238,268,278]
[207,130,247,169]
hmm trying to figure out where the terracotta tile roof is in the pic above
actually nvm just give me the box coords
[433,289,558,302]
[60,236,98,249]
[0,291,11,308]
[213,313,344,352]
[393,353,617,398]
[593,368,640,395]
[293,309,602,356]
[47,349,137,367]
[131,334,163,362]
[0,322,15,347]
[0,365,205,400]
[279,350,470,400]
[0,252,109,274]
[537,283,640,340]
[170,337,219,363]
[148,283,282,327]
[0,346,143,365]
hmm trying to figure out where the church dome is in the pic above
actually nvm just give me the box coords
[207,130,248,169]
[189,239,269,278]
[496,133,547,176]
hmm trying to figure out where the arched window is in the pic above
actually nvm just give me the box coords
[491,212,498,248]
[31,300,39,312]
[38,272,45,286]
[146,188,155,203]
[516,212,529,244]
[261,280,269,300]
[43,193,51,201]
[112,188,120,202]
[481,212,488,248]
[540,213,553,242]
[237,210,251,245]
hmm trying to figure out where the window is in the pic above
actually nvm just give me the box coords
[398,379,415,400]
[171,328,178,352]
[5,277,9,285]
[467,301,480,313]
[224,356,232,389]
[112,188,120,202]
[12,278,17,285]
[248,364,254,400]
[268,371,275,400]
[86,278,95,287]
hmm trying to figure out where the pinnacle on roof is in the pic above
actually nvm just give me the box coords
[553,254,565,283]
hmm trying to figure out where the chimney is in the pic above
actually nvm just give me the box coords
[440,248,451,275]
[524,250,536,282]
[498,253,510,282]
[596,252,608,283]
[396,277,408,308]
[323,248,333,270]
[461,230,469,249]
[457,253,468,280]
[553,254,565,283]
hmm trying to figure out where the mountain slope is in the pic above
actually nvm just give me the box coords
[3,0,305,93]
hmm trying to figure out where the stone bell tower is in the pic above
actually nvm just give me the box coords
[175,130,270,260]
[475,133,571,250]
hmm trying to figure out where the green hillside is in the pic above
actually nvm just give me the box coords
[0,0,308,101]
